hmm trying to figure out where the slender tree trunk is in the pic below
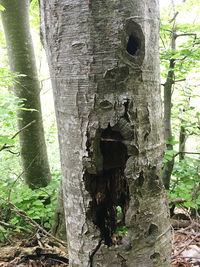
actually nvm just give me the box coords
[40,0,172,266]
[0,0,51,188]
[179,125,186,161]
[161,31,176,189]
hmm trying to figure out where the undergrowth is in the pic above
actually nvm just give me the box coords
[0,89,61,243]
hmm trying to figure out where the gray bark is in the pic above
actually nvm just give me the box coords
[40,0,172,266]
[0,0,51,188]
[51,182,67,241]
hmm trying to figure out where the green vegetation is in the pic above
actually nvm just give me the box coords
[160,0,200,213]
[0,88,61,242]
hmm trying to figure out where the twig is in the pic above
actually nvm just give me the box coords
[169,11,179,23]
[4,154,38,223]
[6,150,20,155]
[29,183,54,198]
[176,230,199,236]
[183,220,200,231]
[0,196,67,247]
[7,153,38,202]
[176,33,197,38]
[0,220,32,234]
[174,151,200,158]
[168,198,186,205]
[48,257,68,265]
[171,232,200,259]
[0,228,11,244]
[160,35,166,49]
[174,256,200,260]
[0,120,36,152]
[11,120,36,140]
[173,78,186,83]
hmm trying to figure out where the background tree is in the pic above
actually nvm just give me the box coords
[0,0,67,242]
[40,0,171,266]
[160,0,200,189]
[0,0,51,188]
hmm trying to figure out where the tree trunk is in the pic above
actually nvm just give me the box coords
[179,125,186,161]
[161,31,176,189]
[51,182,67,241]
[0,0,51,188]
[40,0,172,266]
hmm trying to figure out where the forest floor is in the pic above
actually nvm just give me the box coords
[171,225,200,266]
[1,218,200,266]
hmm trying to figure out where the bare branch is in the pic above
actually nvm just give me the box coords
[173,78,186,83]
[0,220,32,234]
[160,35,166,49]
[168,11,179,23]
[174,151,200,158]
[0,120,36,152]
[11,120,36,140]
[176,33,197,38]
[168,198,186,205]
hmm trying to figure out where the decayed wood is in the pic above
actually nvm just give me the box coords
[171,219,200,230]
[171,219,191,229]
[0,244,68,262]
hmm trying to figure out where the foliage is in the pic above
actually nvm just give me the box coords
[29,0,40,31]
[168,157,200,210]
[116,206,128,236]
[0,171,60,239]
[0,5,5,11]
[161,0,200,212]
[0,88,21,167]
[0,71,60,241]
[0,95,61,241]
[0,74,60,242]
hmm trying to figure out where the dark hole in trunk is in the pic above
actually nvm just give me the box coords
[126,34,140,55]
[85,126,130,246]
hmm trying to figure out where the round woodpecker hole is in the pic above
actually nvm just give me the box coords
[126,34,141,56]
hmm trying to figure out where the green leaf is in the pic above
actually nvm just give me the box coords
[10,217,19,225]
[0,135,15,146]
[44,222,50,228]
[0,5,5,11]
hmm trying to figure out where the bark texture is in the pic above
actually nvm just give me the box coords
[0,0,51,188]
[51,183,67,241]
[40,0,171,266]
